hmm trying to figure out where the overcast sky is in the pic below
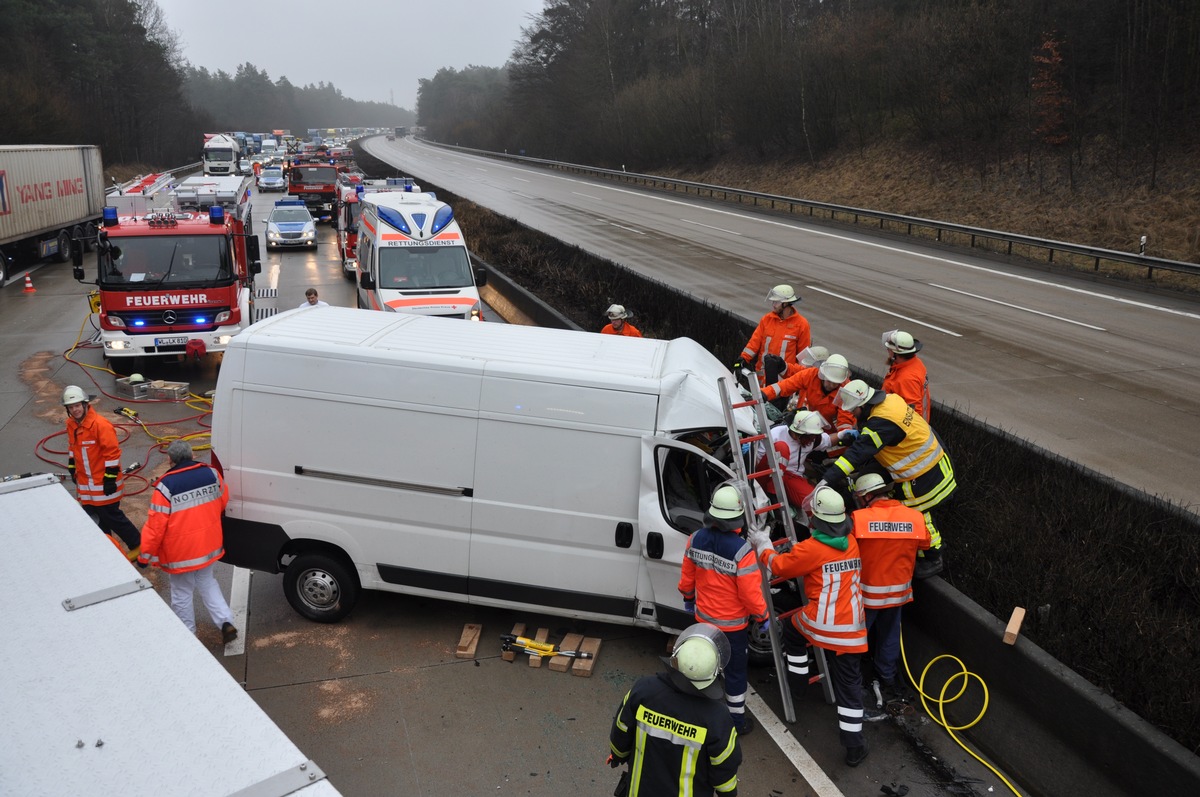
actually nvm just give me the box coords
[154,0,547,110]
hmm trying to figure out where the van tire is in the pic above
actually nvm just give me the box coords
[283,552,359,622]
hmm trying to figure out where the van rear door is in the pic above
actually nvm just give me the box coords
[637,436,740,633]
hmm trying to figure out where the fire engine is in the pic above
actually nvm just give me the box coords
[71,173,261,374]
[287,156,348,219]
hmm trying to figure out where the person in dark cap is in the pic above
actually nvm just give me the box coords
[608,622,743,796]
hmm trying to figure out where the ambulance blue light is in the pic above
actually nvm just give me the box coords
[209,205,225,225]
[377,207,411,235]
[431,205,454,234]
[103,207,119,227]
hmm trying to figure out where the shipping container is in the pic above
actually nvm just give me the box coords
[0,145,105,283]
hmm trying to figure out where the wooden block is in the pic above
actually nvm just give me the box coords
[1003,607,1026,645]
[456,623,482,659]
[502,623,526,662]
[571,637,602,677]
[529,627,550,668]
[550,633,585,672]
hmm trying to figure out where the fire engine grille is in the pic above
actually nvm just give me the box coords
[109,306,231,333]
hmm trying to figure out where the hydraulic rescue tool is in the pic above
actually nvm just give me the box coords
[500,634,594,659]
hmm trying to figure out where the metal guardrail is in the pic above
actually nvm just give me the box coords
[422,141,1200,281]
[105,161,204,196]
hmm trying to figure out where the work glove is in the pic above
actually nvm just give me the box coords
[67,457,77,485]
[837,429,860,443]
[746,526,773,555]
[103,470,118,496]
[683,600,695,615]
[759,618,771,632]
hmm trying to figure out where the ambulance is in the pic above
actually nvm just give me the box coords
[355,189,487,320]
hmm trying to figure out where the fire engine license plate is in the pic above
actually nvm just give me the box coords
[155,336,188,346]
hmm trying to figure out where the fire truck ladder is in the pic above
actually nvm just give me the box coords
[717,376,837,722]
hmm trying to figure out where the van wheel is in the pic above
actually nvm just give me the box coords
[284,552,359,622]
[748,584,804,666]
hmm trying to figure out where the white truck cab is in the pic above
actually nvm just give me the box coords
[355,190,487,320]
[210,308,754,633]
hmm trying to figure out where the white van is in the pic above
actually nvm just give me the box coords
[355,190,488,320]
[210,307,754,632]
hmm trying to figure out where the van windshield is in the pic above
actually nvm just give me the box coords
[378,245,473,289]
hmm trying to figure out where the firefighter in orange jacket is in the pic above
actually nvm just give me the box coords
[881,330,930,421]
[850,472,929,714]
[823,380,956,579]
[62,385,141,555]
[747,487,870,767]
[739,285,811,387]
[138,439,238,643]
[761,353,857,431]
[679,485,768,734]
[600,304,642,337]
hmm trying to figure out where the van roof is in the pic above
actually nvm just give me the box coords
[231,307,749,433]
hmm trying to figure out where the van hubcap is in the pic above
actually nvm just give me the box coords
[298,568,340,609]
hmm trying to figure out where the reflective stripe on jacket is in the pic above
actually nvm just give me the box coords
[883,356,930,421]
[679,527,768,631]
[66,406,124,506]
[740,310,811,379]
[759,536,867,653]
[139,460,229,573]
[851,499,930,609]
[609,672,741,796]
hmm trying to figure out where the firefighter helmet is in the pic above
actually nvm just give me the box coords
[835,380,875,411]
[798,345,830,367]
[668,623,731,698]
[852,472,890,495]
[605,304,629,320]
[883,329,922,354]
[62,386,89,406]
[708,485,743,519]
[789,410,826,436]
[818,354,850,383]
[766,284,799,304]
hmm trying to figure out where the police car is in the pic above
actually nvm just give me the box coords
[256,166,286,192]
[265,200,317,249]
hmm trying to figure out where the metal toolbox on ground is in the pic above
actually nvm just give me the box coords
[147,380,190,401]
[114,377,150,400]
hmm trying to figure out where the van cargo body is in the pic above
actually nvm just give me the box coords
[0,145,105,280]
[211,307,753,632]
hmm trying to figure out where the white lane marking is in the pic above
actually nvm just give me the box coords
[746,690,844,797]
[511,191,536,200]
[805,285,963,336]
[573,192,601,200]
[609,223,646,235]
[451,154,1200,321]
[225,566,250,657]
[928,283,1107,331]
[680,218,743,236]
[511,177,530,183]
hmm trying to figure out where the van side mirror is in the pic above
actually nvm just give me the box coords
[360,271,375,290]
[474,266,488,288]
[71,239,84,267]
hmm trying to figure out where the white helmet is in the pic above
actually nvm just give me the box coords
[810,485,847,524]
[605,304,629,320]
[835,380,875,411]
[128,373,146,384]
[798,345,829,367]
[882,329,922,354]
[818,354,850,383]
[707,485,743,520]
[789,410,826,436]
[62,385,89,406]
[668,623,730,698]
[766,284,798,304]
[852,472,890,495]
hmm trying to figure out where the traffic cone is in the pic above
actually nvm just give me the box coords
[23,273,36,293]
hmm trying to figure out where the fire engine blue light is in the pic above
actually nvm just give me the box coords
[132,319,146,328]
[377,207,411,235]
[209,205,225,225]
[194,316,207,324]
[431,205,454,234]
[102,207,119,227]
